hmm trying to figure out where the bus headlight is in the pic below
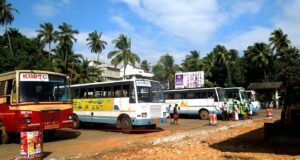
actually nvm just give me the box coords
[68,114,73,120]
[142,112,147,118]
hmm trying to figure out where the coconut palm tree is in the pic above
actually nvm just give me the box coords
[108,34,140,79]
[181,50,202,71]
[158,54,176,89]
[72,58,101,84]
[55,22,79,74]
[86,30,107,62]
[244,42,273,81]
[140,60,151,72]
[36,22,56,60]
[211,45,232,86]
[0,0,18,56]
[269,28,291,57]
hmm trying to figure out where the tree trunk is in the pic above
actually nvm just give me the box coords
[65,48,68,74]
[5,25,13,56]
[97,53,100,62]
[48,43,51,61]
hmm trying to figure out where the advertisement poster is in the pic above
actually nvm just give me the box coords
[73,98,114,111]
[20,131,43,158]
[175,71,204,89]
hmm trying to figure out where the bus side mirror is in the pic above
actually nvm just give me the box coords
[5,95,11,105]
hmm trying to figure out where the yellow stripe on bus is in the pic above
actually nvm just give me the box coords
[9,104,72,111]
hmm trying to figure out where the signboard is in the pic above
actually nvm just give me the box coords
[136,80,151,87]
[73,98,114,111]
[175,71,204,89]
[20,73,49,82]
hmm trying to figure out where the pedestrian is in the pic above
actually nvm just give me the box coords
[234,101,239,121]
[222,102,229,121]
[173,104,179,125]
[248,102,253,119]
[239,104,245,120]
[166,104,171,118]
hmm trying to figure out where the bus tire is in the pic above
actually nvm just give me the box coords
[73,114,81,129]
[199,110,209,120]
[0,123,8,144]
[121,117,132,133]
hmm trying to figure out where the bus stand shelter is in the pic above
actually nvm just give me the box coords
[247,82,283,108]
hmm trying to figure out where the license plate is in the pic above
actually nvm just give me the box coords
[154,118,158,124]
[45,124,59,129]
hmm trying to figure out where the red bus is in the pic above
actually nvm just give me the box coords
[0,70,73,143]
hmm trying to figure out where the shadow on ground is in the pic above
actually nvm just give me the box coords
[80,122,164,134]
[210,127,300,156]
[44,129,81,142]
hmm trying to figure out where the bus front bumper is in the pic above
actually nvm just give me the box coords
[131,117,167,126]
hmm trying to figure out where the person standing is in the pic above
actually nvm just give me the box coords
[234,101,239,121]
[248,102,253,119]
[222,102,229,121]
[173,104,179,125]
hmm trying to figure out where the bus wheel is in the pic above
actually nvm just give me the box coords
[121,117,132,133]
[0,124,8,144]
[73,115,81,129]
[199,110,209,120]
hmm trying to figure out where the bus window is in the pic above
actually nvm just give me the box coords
[95,87,103,98]
[174,93,182,99]
[187,93,195,99]
[113,86,122,97]
[122,85,129,97]
[87,88,94,98]
[103,86,112,97]
[130,85,135,103]
[79,88,86,98]
[73,88,80,98]
[0,81,5,95]
[196,91,207,98]
[164,93,174,99]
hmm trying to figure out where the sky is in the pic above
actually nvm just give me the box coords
[8,0,300,65]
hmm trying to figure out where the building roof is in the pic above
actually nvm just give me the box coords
[247,82,283,90]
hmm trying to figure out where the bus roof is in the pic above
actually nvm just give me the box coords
[224,87,245,90]
[0,70,66,81]
[163,87,222,93]
[70,79,159,88]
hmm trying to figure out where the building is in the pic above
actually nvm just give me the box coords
[120,64,153,79]
[89,59,121,82]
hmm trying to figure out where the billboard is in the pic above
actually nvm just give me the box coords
[175,71,204,89]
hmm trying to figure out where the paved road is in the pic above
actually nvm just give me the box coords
[0,109,281,159]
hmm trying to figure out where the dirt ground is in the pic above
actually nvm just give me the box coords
[79,118,300,160]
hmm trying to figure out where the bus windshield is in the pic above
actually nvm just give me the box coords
[217,88,226,102]
[19,74,71,102]
[136,81,165,103]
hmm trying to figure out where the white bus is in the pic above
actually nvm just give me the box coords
[70,79,167,132]
[163,87,226,120]
[246,90,261,112]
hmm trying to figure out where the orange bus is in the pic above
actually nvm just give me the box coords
[0,70,73,143]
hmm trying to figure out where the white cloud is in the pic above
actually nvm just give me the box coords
[32,0,72,19]
[119,0,264,48]
[229,1,262,18]
[221,26,272,51]
[111,15,134,31]
[33,3,59,18]
[273,0,300,48]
